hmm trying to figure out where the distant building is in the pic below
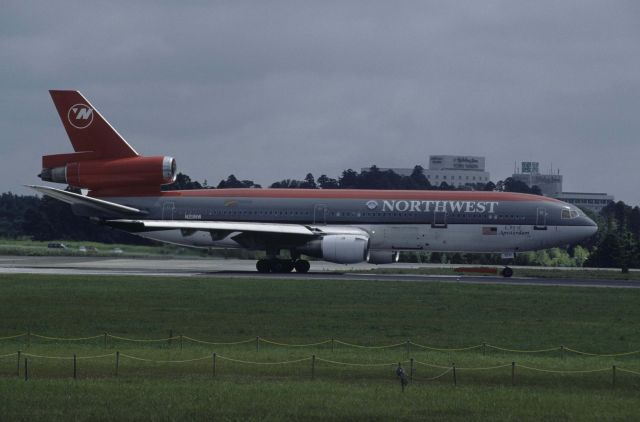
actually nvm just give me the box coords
[512,161,614,212]
[512,162,563,196]
[553,192,615,213]
[362,155,491,188]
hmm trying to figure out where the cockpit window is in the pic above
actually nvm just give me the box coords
[561,207,580,219]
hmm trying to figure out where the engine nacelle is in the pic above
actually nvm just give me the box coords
[367,250,400,264]
[298,234,369,264]
[40,156,177,191]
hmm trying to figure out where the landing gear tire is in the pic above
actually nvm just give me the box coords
[256,259,271,273]
[283,261,295,273]
[294,260,310,273]
[501,267,513,278]
[256,259,295,273]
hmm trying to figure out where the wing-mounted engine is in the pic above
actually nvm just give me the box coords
[297,234,369,264]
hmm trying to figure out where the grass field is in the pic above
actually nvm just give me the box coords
[0,238,263,260]
[0,239,190,258]
[1,274,640,420]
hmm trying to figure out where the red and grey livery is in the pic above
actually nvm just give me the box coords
[31,91,597,275]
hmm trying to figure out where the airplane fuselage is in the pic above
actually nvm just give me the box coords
[97,188,597,254]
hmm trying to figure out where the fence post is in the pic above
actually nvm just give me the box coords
[410,358,414,381]
[24,358,28,381]
[256,336,260,352]
[482,342,486,356]
[73,354,77,379]
[406,339,410,356]
[212,353,216,378]
[612,365,616,389]
[452,363,457,385]
[511,361,515,386]
[560,345,565,360]
[115,351,119,377]
[104,332,107,349]
[169,330,173,345]
[331,338,334,352]
[311,355,316,380]
[180,335,183,351]
[16,351,21,377]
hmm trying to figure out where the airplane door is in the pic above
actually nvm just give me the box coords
[432,211,447,228]
[534,207,547,230]
[162,202,175,220]
[313,204,328,225]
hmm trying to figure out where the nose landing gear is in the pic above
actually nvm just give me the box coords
[499,252,515,278]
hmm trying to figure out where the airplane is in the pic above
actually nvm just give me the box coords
[30,90,598,276]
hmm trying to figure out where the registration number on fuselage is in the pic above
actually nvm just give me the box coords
[499,225,531,236]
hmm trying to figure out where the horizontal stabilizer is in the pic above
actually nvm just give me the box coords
[27,185,145,217]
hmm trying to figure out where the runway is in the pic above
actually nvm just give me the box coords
[0,256,637,289]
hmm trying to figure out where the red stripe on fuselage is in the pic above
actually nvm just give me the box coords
[92,188,561,203]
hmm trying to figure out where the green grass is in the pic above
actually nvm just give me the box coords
[0,238,266,259]
[2,379,639,421]
[0,238,194,258]
[1,274,640,420]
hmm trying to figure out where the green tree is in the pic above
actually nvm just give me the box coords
[270,179,304,189]
[301,173,317,189]
[162,173,202,190]
[317,174,339,189]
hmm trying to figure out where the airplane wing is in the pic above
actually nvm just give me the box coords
[106,219,319,236]
[27,185,146,217]
[106,219,369,250]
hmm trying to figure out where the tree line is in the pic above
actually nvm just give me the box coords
[167,165,541,194]
[2,166,637,269]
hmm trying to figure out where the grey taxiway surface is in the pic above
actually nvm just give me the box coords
[0,256,637,289]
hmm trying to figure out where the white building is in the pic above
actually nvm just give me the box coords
[425,155,490,187]
[362,155,491,188]
[512,162,563,196]
[512,162,614,212]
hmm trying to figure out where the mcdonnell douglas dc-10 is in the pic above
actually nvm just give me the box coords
[31,91,598,276]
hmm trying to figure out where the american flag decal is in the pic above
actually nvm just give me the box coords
[482,227,497,235]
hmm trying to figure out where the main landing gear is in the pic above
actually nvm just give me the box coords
[256,259,310,273]
[500,252,515,278]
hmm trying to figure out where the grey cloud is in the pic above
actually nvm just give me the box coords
[1,0,638,204]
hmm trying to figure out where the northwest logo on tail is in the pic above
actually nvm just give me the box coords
[67,104,93,129]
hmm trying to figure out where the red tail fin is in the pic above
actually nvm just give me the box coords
[49,90,138,159]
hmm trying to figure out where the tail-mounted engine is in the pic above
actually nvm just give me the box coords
[39,154,177,192]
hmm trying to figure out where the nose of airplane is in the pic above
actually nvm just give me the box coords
[584,216,598,237]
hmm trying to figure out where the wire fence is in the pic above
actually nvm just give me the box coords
[1,350,639,388]
[2,332,640,358]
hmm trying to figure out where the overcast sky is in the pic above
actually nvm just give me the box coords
[2,1,639,205]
